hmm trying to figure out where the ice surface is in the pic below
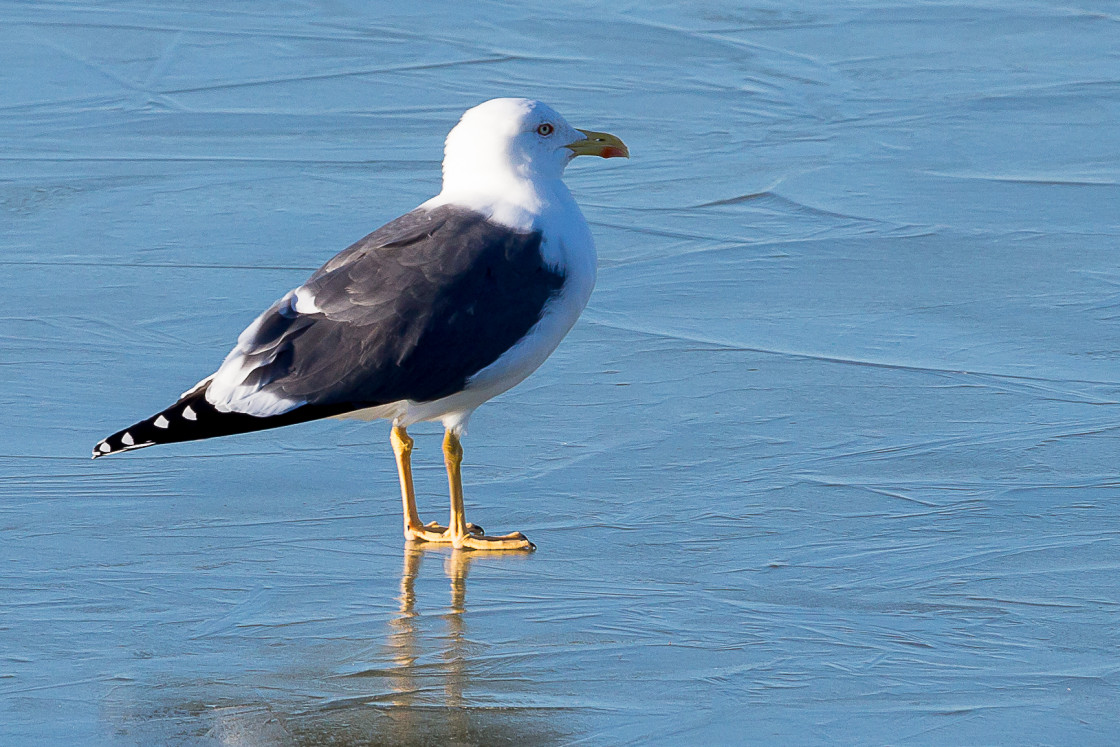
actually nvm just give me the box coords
[3,0,1120,743]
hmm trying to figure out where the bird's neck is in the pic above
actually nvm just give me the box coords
[428,171,573,233]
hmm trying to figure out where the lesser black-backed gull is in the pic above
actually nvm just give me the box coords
[93,98,628,551]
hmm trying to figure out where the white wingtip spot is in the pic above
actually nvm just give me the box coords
[121,432,135,446]
[98,442,112,453]
[183,405,197,421]
[154,415,169,429]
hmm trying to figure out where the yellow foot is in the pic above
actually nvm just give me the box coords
[408,525,535,551]
[406,521,484,543]
[456,531,535,551]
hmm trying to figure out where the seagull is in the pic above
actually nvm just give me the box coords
[93,98,628,551]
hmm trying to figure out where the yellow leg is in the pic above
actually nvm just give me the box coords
[391,426,424,538]
[440,429,534,551]
[391,425,483,542]
[445,429,469,538]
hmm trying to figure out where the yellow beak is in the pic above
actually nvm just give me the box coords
[566,129,629,159]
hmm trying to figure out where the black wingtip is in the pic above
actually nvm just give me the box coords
[92,392,201,459]
[92,438,112,459]
[92,384,352,460]
[92,436,112,458]
[91,430,157,459]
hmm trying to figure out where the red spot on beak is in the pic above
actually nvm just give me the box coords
[600,146,627,159]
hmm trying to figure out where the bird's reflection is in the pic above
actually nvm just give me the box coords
[118,545,564,745]
[386,544,476,714]
[376,544,554,745]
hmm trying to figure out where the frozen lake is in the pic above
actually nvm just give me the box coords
[3,0,1120,743]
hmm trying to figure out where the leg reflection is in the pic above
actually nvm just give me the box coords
[386,545,423,710]
[443,550,472,736]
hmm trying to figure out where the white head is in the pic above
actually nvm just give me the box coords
[438,98,628,205]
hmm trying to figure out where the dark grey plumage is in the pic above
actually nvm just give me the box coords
[256,205,566,406]
[93,205,566,457]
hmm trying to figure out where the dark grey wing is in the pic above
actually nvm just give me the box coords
[205,205,567,417]
[307,205,446,281]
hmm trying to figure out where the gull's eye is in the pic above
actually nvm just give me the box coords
[536,123,554,136]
